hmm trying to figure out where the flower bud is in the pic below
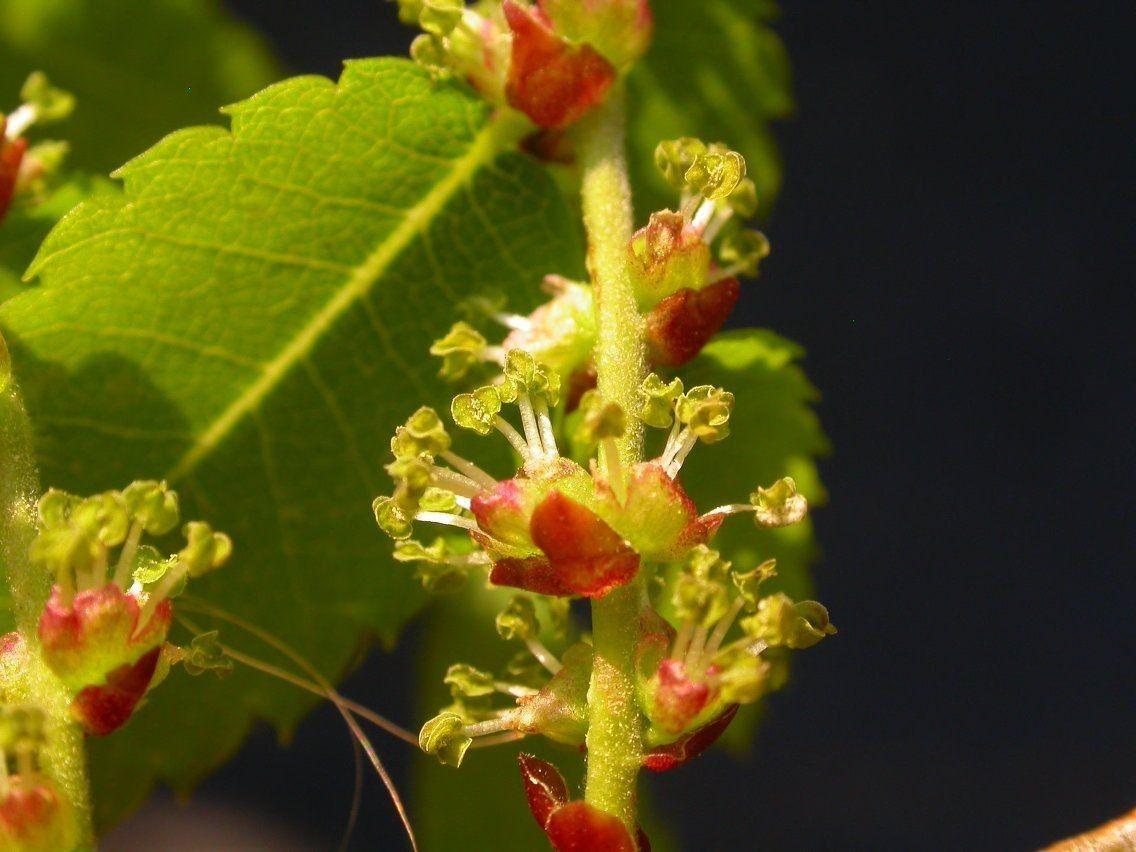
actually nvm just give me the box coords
[539,0,653,71]
[627,211,712,308]
[0,775,78,852]
[503,0,616,129]
[645,278,739,367]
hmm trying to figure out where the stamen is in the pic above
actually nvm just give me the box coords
[702,503,755,518]
[666,431,700,477]
[463,715,518,738]
[453,495,472,510]
[492,416,532,461]
[681,192,704,220]
[516,392,544,456]
[470,731,528,749]
[685,623,711,669]
[427,466,482,498]
[709,263,746,284]
[112,520,144,589]
[534,398,558,457]
[482,345,507,365]
[672,618,695,660]
[3,105,35,140]
[495,681,539,698]
[703,597,746,661]
[439,450,497,489]
[660,415,683,466]
[494,312,532,332]
[414,511,479,531]
[140,563,187,625]
[601,437,626,504]
[524,636,562,674]
[692,197,718,232]
[701,207,735,244]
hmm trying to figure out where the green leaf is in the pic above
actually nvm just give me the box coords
[682,329,827,602]
[0,177,107,303]
[0,58,583,830]
[628,0,793,216]
[0,0,280,172]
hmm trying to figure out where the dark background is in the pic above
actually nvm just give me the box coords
[115,2,1135,850]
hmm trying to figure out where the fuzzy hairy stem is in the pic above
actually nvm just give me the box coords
[0,340,95,848]
[575,88,648,830]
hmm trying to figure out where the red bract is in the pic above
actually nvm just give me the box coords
[643,704,739,772]
[518,754,647,851]
[503,0,616,128]
[491,490,640,597]
[0,121,28,225]
[70,646,162,736]
[646,278,740,366]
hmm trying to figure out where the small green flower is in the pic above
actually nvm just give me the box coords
[430,321,489,380]
[750,476,808,527]
[419,712,472,768]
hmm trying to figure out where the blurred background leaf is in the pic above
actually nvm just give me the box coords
[0,0,281,173]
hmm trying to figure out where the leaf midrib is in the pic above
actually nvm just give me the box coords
[165,115,504,483]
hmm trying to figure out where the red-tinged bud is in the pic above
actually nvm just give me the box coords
[645,278,740,367]
[70,645,161,736]
[38,584,170,694]
[501,279,595,380]
[518,753,569,829]
[503,0,616,129]
[628,211,712,308]
[546,801,639,852]
[0,776,78,852]
[642,703,739,772]
[513,643,591,744]
[647,658,714,735]
[596,462,719,563]
[0,129,28,225]
[539,0,653,71]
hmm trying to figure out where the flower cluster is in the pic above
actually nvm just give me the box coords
[394,0,651,129]
[0,73,73,226]
[427,138,769,415]
[375,348,832,761]
[0,704,77,852]
[1,482,232,736]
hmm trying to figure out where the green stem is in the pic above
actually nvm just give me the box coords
[1,334,95,849]
[575,89,648,830]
